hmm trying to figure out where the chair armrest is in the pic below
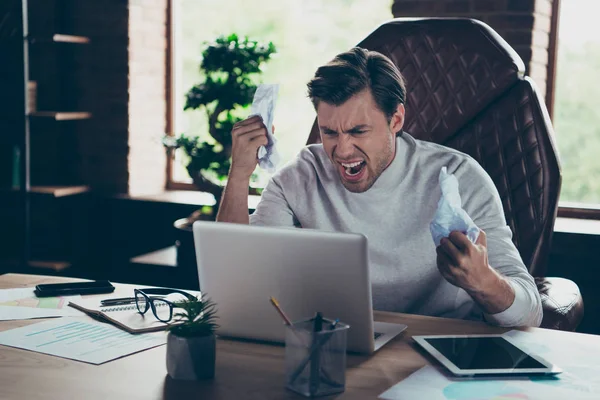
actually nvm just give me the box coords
[535,277,584,331]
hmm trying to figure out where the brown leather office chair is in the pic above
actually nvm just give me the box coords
[306,18,583,331]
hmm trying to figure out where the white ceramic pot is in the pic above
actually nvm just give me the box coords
[166,332,216,380]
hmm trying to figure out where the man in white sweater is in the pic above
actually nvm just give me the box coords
[216,47,543,327]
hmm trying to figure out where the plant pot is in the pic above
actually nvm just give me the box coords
[166,332,216,380]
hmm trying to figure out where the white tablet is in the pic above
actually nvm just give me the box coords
[413,335,562,376]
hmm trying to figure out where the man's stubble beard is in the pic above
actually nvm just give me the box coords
[339,136,396,193]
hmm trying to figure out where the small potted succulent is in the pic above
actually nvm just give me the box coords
[166,294,219,380]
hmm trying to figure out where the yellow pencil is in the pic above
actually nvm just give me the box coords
[269,296,293,326]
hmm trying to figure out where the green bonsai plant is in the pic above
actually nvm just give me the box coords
[166,294,220,380]
[164,33,277,201]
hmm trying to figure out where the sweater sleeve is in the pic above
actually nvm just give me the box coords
[249,176,297,227]
[454,159,543,328]
[250,146,323,228]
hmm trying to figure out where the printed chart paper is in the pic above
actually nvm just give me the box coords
[0,317,167,364]
[0,288,82,320]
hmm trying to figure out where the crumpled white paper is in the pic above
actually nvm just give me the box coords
[250,84,280,172]
[429,167,480,247]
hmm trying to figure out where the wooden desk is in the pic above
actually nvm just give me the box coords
[1,274,598,400]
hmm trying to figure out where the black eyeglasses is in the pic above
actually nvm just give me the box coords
[134,288,196,323]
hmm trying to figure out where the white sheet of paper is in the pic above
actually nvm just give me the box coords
[0,288,83,320]
[0,317,166,364]
[0,288,36,302]
[380,331,600,400]
[504,330,600,396]
[379,364,597,400]
[250,83,280,172]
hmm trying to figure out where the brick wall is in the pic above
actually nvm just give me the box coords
[128,0,168,195]
[391,0,555,102]
[62,0,168,195]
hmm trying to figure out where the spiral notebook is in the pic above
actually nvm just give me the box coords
[68,298,173,333]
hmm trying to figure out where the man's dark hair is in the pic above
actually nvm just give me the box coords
[307,47,406,124]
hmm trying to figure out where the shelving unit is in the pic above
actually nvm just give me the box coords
[0,0,92,272]
[28,33,90,44]
[3,185,91,198]
[0,258,72,271]
[28,111,92,120]
[27,260,71,271]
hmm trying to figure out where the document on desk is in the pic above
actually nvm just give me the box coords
[0,288,83,320]
[505,330,600,396]
[379,331,600,400]
[0,317,166,364]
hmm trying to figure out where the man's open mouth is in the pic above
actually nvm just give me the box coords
[340,160,366,179]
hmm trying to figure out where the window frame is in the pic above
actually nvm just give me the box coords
[165,0,600,219]
[165,0,196,191]
[550,0,600,219]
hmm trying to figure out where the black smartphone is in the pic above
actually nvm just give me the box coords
[34,280,115,297]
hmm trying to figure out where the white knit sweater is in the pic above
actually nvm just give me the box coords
[250,133,543,327]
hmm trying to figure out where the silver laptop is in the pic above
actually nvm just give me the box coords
[193,221,407,354]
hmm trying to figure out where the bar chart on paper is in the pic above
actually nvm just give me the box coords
[1,295,67,308]
[0,318,166,364]
[0,288,82,320]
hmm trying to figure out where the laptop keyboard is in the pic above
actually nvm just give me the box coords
[374,332,384,340]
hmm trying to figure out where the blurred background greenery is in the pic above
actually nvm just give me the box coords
[172,0,393,188]
[172,0,600,205]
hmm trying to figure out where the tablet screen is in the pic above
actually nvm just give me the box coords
[424,337,546,370]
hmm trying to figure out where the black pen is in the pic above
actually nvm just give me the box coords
[310,312,323,396]
[101,295,166,305]
[101,297,137,305]
[329,318,339,330]
[101,300,136,307]
[101,297,135,303]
